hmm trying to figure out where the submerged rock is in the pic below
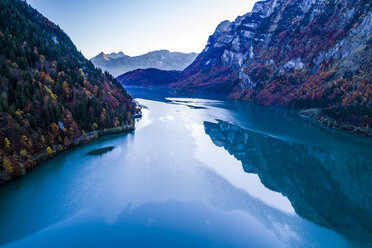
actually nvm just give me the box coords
[87,147,115,156]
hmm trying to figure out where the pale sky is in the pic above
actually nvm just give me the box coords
[27,0,258,58]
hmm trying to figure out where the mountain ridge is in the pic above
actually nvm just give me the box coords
[0,0,136,184]
[120,0,372,135]
[91,50,198,77]
[117,68,181,87]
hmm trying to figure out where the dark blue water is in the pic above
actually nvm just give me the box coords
[0,88,371,247]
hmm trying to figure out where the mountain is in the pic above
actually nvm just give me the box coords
[0,0,136,184]
[124,0,372,134]
[91,50,198,77]
[117,68,181,87]
[176,0,372,133]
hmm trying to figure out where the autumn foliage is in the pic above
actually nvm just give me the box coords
[0,0,135,183]
[169,0,371,132]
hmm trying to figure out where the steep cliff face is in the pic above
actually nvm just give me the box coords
[171,0,371,131]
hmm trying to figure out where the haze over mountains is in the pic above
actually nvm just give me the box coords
[120,0,372,134]
[91,50,198,77]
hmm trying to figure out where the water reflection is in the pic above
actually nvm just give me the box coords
[204,120,372,241]
[4,200,285,248]
[0,95,370,248]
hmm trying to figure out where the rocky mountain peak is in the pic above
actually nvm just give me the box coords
[96,52,110,61]
[213,20,231,37]
[171,0,371,133]
[251,0,280,17]
[107,51,126,59]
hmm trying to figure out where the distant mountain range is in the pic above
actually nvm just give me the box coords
[120,0,371,135]
[91,50,198,77]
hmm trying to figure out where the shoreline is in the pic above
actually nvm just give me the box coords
[299,108,372,137]
[0,124,135,186]
[126,86,372,137]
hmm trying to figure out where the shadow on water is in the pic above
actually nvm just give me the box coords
[204,120,372,242]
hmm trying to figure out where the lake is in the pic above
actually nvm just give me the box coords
[0,88,371,248]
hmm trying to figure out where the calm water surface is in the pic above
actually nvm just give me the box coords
[0,89,371,247]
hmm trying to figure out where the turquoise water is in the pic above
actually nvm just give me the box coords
[0,89,371,247]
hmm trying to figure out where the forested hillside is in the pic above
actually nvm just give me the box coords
[117,68,181,87]
[0,0,135,183]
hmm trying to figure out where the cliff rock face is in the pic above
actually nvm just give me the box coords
[171,0,371,130]
[92,50,198,77]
